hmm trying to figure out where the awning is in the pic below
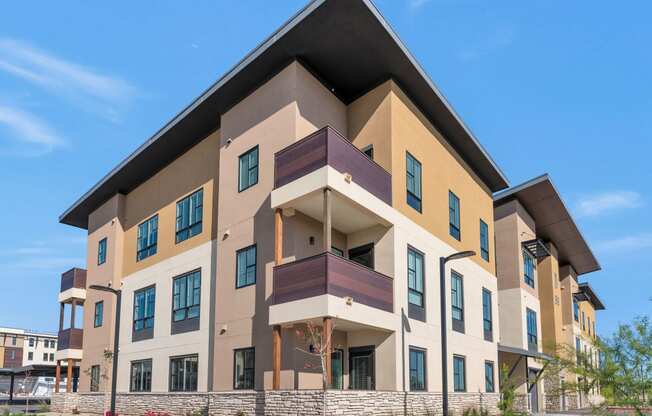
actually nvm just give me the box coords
[498,344,552,361]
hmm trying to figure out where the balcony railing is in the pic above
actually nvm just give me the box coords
[57,328,83,350]
[60,268,87,292]
[274,126,392,205]
[273,252,393,313]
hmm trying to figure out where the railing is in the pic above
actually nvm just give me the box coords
[274,126,392,205]
[57,328,83,350]
[60,268,87,292]
[273,252,393,313]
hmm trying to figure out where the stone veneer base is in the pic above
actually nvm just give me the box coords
[51,391,500,416]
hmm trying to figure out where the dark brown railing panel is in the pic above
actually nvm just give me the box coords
[60,268,87,292]
[274,126,392,205]
[273,252,393,313]
[57,328,83,350]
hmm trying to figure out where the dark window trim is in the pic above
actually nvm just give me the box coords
[331,348,345,389]
[485,360,495,393]
[408,346,427,391]
[97,237,107,265]
[129,359,153,392]
[451,270,465,333]
[331,246,345,257]
[526,307,538,350]
[523,250,536,288]
[238,145,259,193]
[406,151,422,213]
[233,347,255,390]
[168,354,199,392]
[175,188,204,244]
[480,219,490,262]
[407,245,426,322]
[235,244,257,289]
[136,214,158,262]
[453,354,466,392]
[94,301,104,328]
[482,287,493,342]
[132,284,156,342]
[171,269,201,334]
[449,191,461,241]
[348,345,375,390]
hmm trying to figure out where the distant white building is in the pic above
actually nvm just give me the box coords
[22,330,58,366]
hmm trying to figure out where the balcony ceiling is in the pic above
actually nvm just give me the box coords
[60,0,508,229]
[494,174,600,276]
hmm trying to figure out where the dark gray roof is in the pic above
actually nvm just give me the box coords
[494,174,601,276]
[577,282,606,310]
[60,0,509,229]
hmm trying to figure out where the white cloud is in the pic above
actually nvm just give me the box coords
[458,27,516,61]
[0,38,139,122]
[595,234,652,253]
[408,0,432,9]
[576,191,643,218]
[0,105,65,156]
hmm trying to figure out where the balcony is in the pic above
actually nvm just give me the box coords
[57,328,83,351]
[59,268,87,303]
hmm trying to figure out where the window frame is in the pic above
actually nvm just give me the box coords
[133,285,156,340]
[453,355,466,392]
[236,244,257,289]
[97,238,107,265]
[27,352,33,361]
[406,152,422,213]
[90,365,100,392]
[482,288,493,341]
[451,271,465,333]
[94,301,104,328]
[137,215,158,261]
[409,346,427,391]
[485,361,495,393]
[175,188,204,244]
[130,359,153,392]
[169,354,198,392]
[407,246,425,321]
[523,250,536,288]
[171,270,201,326]
[238,145,259,192]
[449,191,461,241]
[573,299,580,322]
[233,347,255,390]
[480,219,490,261]
[526,307,538,349]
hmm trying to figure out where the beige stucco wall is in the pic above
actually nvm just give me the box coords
[538,243,565,355]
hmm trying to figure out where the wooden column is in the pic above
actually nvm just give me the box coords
[323,317,333,388]
[272,325,282,390]
[55,360,61,393]
[323,189,332,252]
[66,358,73,392]
[274,209,283,265]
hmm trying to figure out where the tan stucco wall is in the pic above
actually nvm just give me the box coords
[538,243,565,355]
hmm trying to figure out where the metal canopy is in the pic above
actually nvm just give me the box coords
[576,282,606,310]
[522,239,551,259]
[59,0,509,229]
[498,344,551,361]
[494,174,600,276]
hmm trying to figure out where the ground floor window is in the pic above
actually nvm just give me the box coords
[331,349,344,389]
[169,355,198,392]
[485,361,495,393]
[349,346,375,390]
[409,347,426,391]
[130,359,152,392]
[234,347,255,389]
[90,365,100,392]
[453,355,466,392]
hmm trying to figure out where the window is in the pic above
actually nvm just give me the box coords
[406,152,422,212]
[51,340,56,349]
[234,348,255,389]
[94,301,104,328]
[361,145,374,160]
[588,317,592,336]
[480,220,490,261]
[593,321,596,338]
[331,246,344,257]
[8,350,15,359]
[331,349,344,390]
[409,347,426,391]
[133,286,156,332]
[526,308,538,349]
[172,270,201,322]
[582,311,586,331]
[576,337,582,363]
[11,336,16,346]
[169,355,198,392]
[453,355,466,392]
[238,146,259,192]
[43,353,48,361]
[485,361,495,393]
[482,288,493,341]
[97,238,107,265]
[236,245,257,288]
[523,250,535,288]
[407,247,425,310]
[49,353,54,361]
[573,299,579,322]
[451,271,464,332]
[176,189,203,243]
[449,191,461,240]
[29,338,34,347]
[90,365,100,392]
[27,352,33,361]
[130,359,152,392]
[348,243,374,269]
[137,215,158,261]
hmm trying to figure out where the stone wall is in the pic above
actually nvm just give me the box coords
[51,391,500,416]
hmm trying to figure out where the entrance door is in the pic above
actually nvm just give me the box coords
[528,368,539,413]
[349,346,375,390]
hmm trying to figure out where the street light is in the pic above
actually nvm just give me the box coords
[89,284,121,416]
[439,250,475,416]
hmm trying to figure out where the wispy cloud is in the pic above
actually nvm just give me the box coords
[408,0,432,9]
[0,105,65,156]
[595,233,652,253]
[0,38,139,122]
[0,237,85,272]
[576,191,643,218]
[458,26,516,61]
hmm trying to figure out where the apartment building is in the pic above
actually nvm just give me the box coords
[493,175,604,413]
[55,0,512,413]
[0,327,58,368]
[0,328,25,369]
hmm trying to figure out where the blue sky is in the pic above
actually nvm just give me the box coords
[0,0,649,336]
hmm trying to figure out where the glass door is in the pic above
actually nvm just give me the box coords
[349,346,375,390]
[331,349,344,389]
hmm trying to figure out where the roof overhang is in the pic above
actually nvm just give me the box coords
[576,282,606,310]
[497,344,552,361]
[59,0,508,229]
[494,174,600,276]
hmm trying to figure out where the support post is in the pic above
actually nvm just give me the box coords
[70,299,76,329]
[323,317,333,389]
[9,373,14,404]
[109,291,122,416]
[439,257,449,416]
[272,325,282,390]
[323,189,332,252]
[66,359,73,393]
[274,208,283,265]
[55,360,61,393]
[59,303,65,331]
